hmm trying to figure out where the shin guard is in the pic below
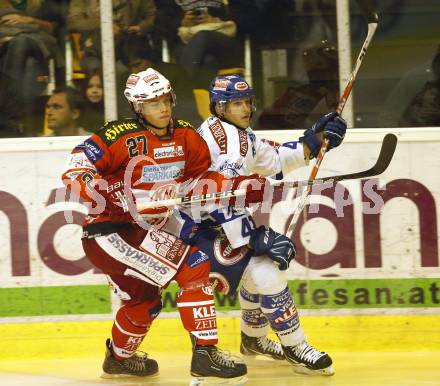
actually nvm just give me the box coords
[260,287,305,346]
[239,286,269,338]
[177,279,218,346]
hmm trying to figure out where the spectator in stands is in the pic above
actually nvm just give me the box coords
[229,0,297,44]
[67,0,156,74]
[175,0,242,87]
[80,69,104,132]
[45,87,88,136]
[399,45,440,127]
[258,40,339,129]
[0,0,67,136]
[152,0,181,58]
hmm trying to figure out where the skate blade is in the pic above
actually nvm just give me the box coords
[291,364,335,376]
[190,374,248,385]
[101,370,160,379]
[242,354,288,367]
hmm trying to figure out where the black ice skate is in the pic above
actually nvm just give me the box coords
[101,338,159,378]
[190,344,248,385]
[240,332,285,364]
[283,341,334,375]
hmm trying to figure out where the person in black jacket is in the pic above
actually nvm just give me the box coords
[0,0,68,136]
[399,45,440,127]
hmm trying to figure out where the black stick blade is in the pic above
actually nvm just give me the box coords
[324,133,397,183]
[368,133,397,174]
[274,133,398,192]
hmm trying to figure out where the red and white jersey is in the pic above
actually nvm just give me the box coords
[62,118,226,232]
[196,116,307,178]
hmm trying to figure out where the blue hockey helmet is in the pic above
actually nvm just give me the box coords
[209,75,255,116]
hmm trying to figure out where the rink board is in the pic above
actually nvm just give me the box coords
[0,129,439,324]
[0,277,439,318]
[1,314,440,361]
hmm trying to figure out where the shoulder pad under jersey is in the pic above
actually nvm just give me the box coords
[96,118,144,146]
[174,119,195,130]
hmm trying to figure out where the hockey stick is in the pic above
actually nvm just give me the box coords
[285,0,379,237]
[136,133,396,211]
[285,133,396,186]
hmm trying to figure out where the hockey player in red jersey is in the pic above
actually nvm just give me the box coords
[61,68,266,384]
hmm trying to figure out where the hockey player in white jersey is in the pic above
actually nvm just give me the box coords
[191,74,347,375]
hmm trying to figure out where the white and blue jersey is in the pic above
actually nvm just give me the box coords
[193,116,307,248]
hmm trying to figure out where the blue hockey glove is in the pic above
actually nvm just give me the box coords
[299,112,347,158]
[249,226,296,271]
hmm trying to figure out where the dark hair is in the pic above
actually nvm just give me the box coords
[52,86,85,111]
[85,68,103,83]
[84,69,103,99]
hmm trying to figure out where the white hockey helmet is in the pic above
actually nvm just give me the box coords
[124,68,176,113]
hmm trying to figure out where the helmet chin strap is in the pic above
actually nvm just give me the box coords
[138,113,168,131]
[223,116,248,130]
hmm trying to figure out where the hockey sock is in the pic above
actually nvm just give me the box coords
[177,279,218,346]
[239,285,269,337]
[111,301,159,359]
[260,286,305,346]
